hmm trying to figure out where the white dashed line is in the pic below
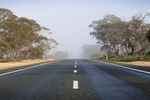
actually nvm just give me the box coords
[73,80,78,89]
[74,70,77,73]
[73,60,78,89]
[74,65,77,68]
[75,60,77,65]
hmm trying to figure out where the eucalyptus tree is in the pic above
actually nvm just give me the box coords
[0,8,17,23]
[0,38,10,58]
[125,14,150,55]
[89,14,124,57]
[89,14,150,58]
[147,29,150,42]
[0,8,58,59]
[52,51,68,59]
[82,44,102,58]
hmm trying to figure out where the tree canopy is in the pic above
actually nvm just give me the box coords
[51,51,68,59]
[81,44,103,58]
[89,14,150,58]
[0,8,58,59]
[147,29,150,42]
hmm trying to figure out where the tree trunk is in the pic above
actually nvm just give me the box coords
[124,45,129,55]
[0,54,3,59]
[115,49,119,56]
[137,47,145,54]
[14,50,17,59]
[130,48,135,55]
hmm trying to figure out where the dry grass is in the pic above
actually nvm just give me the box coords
[117,61,150,67]
[0,58,55,70]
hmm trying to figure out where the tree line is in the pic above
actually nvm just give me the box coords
[89,14,150,59]
[0,8,58,60]
[51,51,68,59]
[82,44,103,58]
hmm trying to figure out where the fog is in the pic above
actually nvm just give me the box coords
[1,0,150,58]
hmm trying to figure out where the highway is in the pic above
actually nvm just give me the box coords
[0,59,150,100]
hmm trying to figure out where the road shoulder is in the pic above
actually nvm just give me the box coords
[0,59,56,74]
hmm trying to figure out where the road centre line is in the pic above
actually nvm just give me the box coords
[73,80,78,89]
[75,60,77,65]
[74,70,77,73]
[0,61,56,77]
[74,65,77,68]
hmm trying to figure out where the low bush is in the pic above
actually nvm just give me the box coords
[0,59,21,63]
[145,51,150,57]
[109,55,150,62]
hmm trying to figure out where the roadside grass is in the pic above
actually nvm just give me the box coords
[0,58,55,63]
[108,55,150,62]
[0,59,22,63]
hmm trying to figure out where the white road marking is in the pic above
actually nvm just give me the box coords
[74,70,77,73]
[73,80,78,89]
[91,60,150,75]
[75,60,77,65]
[0,61,56,77]
[74,65,77,68]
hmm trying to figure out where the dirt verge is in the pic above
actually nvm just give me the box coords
[0,58,55,70]
[117,61,150,67]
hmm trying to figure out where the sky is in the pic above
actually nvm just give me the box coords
[1,0,150,58]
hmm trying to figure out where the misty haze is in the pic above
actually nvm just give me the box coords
[1,0,150,100]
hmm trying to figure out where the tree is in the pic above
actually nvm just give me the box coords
[52,51,68,59]
[147,29,150,42]
[0,8,17,23]
[21,47,44,59]
[0,38,10,58]
[124,14,150,55]
[81,44,103,58]
[0,8,58,60]
[89,14,123,58]
[89,14,150,58]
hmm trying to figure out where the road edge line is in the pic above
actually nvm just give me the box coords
[0,61,56,77]
[91,60,150,75]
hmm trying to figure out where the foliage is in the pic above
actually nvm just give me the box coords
[89,14,150,59]
[81,44,103,58]
[89,52,103,58]
[145,51,150,57]
[0,38,10,51]
[51,51,68,59]
[21,47,44,59]
[0,58,21,62]
[146,29,150,42]
[0,8,58,60]
[109,55,150,62]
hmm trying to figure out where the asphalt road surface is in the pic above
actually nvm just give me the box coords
[0,59,150,100]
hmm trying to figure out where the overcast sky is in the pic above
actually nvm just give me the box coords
[1,0,150,58]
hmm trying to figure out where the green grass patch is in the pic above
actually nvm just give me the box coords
[109,55,150,62]
[0,59,21,63]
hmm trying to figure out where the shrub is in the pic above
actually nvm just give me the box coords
[145,51,150,57]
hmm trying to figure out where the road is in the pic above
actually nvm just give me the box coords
[0,59,150,100]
